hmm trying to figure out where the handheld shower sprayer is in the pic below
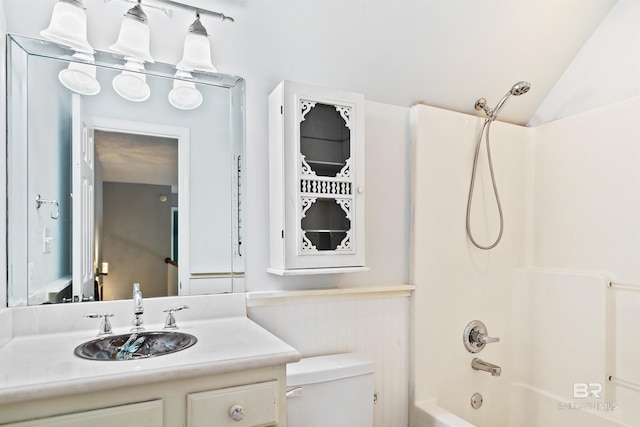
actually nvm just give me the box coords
[475,81,531,121]
[466,81,531,250]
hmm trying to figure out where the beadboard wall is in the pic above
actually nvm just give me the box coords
[247,291,411,427]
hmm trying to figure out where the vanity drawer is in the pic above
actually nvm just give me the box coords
[2,400,162,426]
[187,381,278,427]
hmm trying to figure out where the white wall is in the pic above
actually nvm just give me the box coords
[532,97,640,281]
[410,104,529,426]
[530,96,640,423]
[510,269,611,427]
[529,0,640,126]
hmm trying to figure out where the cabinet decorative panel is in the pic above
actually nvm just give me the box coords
[269,81,366,274]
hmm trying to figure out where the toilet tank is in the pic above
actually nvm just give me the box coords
[286,353,374,427]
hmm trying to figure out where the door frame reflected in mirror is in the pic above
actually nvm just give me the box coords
[87,115,190,301]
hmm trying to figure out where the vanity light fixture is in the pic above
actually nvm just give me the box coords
[109,0,155,63]
[112,58,151,102]
[176,11,216,73]
[42,0,235,102]
[168,70,203,110]
[58,52,101,96]
[40,0,94,54]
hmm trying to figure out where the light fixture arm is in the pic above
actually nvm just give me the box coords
[105,0,234,22]
[163,1,234,23]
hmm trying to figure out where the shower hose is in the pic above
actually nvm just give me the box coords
[465,119,504,250]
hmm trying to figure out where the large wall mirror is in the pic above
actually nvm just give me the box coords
[6,35,245,307]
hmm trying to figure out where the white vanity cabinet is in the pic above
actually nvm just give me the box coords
[0,367,286,427]
[268,81,367,275]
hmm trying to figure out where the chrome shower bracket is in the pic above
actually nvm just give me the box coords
[474,98,492,116]
[463,320,500,353]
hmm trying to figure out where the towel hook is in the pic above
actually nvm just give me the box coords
[35,194,59,220]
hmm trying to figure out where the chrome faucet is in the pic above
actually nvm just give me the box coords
[131,282,145,332]
[84,312,114,336]
[471,358,502,377]
[163,305,190,330]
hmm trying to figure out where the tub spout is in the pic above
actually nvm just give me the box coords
[471,357,501,376]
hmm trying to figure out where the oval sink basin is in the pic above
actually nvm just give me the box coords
[74,331,197,361]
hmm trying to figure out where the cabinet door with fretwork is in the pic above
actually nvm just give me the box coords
[268,81,366,275]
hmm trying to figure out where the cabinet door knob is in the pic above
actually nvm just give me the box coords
[357,187,364,194]
[229,404,245,422]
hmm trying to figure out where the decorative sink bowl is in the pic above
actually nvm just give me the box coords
[74,331,197,361]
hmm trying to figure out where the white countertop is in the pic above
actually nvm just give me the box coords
[0,295,301,405]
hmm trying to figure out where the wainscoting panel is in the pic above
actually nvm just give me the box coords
[248,291,410,427]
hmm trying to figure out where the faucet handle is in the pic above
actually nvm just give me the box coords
[163,305,190,330]
[463,320,500,353]
[479,334,500,344]
[84,313,114,336]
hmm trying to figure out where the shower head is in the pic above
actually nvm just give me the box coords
[510,81,531,96]
[475,81,532,121]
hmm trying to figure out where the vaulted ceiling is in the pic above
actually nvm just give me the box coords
[3,0,638,126]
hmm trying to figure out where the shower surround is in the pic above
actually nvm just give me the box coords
[410,97,640,426]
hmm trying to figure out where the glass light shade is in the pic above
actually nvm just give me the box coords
[176,33,216,72]
[109,16,154,63]
[168,71,202,110]
[112,60,150,102]
[40,1,93,54]
[58,52,100,95]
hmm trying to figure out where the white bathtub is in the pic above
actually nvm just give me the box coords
[412,383,634,427]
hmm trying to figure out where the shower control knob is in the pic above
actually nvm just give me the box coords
[463,320,500,353]
[229,404,245,422]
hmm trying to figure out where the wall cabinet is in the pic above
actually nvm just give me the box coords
[268,81,367,275]
[0,367,285,427]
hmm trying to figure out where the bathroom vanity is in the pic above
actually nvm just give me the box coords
[0,30,303,427]
[0,30,301,427]
[0,294,300,426]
